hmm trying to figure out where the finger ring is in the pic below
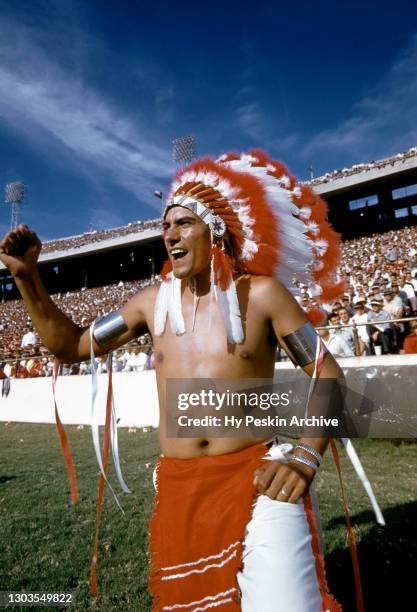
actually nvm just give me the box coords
[281,488,289,496]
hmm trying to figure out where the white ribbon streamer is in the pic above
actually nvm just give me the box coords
[341,438,385,526]
[89,325,127,513]
[108,354,131,494]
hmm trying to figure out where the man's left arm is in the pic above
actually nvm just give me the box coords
[253,277,345,503]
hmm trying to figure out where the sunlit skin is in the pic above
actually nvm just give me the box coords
[0,218,344,503]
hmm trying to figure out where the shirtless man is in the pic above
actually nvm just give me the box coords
[0,152,344,611]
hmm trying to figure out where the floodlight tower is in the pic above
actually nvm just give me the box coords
[172,135,196,167]
[5,181,25,229]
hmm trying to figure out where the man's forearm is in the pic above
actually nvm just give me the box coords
[297,353,346,461]
[14,267,83,361]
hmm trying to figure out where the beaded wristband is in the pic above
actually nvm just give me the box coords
[289,455,318,472]
[294,443,322,465]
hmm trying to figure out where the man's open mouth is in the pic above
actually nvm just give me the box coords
[170,248,188,261]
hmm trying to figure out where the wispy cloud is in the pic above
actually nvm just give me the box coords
[0,16,173,206]
[302,34,417,164]
[234,84,300,155]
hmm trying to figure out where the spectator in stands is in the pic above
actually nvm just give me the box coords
[337,308,356,354]
[39,358,52,376]
[112,353,125,372]
[123,347,148,371]
[383,289,403,319]
[391,282,409,312]
[79,361,90,375]
[26,358,42,377]
[399,276,417,313]
[21,326,37,348]
[367,299,395,354]
[318,325,353,358]
[403,321,417,354]
[406,271,417,292]
[341,295,354,316]
[17,360,29,378]
[352,300,370,355]
[383,288,404,344]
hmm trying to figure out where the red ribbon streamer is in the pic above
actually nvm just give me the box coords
[330,440,365,612]
[52,359,79,505]
[315,339,364,611]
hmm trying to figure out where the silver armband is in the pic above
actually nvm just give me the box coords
[93,312,128,349]
[282,321,326,367]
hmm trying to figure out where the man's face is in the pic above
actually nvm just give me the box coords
[162,206,212,280]
[339,309,350,323]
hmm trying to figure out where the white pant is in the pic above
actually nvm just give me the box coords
[237,494,322,612]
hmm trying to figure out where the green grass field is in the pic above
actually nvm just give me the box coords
[1,424,416,611]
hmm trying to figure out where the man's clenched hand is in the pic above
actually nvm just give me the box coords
[0,224,42,279]
[253,459,316,504]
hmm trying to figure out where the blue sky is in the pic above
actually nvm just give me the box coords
[1,0,417,240]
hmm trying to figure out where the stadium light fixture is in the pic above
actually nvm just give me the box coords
[172,135,196,167]
[4,181,25,230]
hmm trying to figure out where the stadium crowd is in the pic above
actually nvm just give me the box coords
[306,146,417,187]
[1,225,417,378]
[0,277,155,379]
[298,226,417,357]
[41,219,161,254]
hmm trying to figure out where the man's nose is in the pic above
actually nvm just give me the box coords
[165,226,181,245]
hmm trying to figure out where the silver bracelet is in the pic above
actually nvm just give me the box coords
[288,455,318,472]
[294,443,322,465]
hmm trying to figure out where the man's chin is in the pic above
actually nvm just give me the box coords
[171,266,192,280]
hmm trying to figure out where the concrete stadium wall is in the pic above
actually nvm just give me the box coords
[0,370,160,428]
[1,354,416,432]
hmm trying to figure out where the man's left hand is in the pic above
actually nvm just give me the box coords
[253,459,316,504]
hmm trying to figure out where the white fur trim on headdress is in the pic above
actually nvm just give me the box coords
[154,274,185,337]
[215,282,244,344]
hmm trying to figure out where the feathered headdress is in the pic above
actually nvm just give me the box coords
[155,149,345,342]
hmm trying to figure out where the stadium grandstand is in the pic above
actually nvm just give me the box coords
[1,147,417,373]
[309,145,417,238]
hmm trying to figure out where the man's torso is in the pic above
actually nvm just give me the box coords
[142,276,278,458]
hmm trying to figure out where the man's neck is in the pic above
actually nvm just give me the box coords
[186,268,211,297]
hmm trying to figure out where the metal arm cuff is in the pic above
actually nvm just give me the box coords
[92,312,128,349]
[282,321,326,367]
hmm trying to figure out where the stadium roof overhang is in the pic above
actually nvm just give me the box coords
[311,155,417,198]
[0,227,163,271]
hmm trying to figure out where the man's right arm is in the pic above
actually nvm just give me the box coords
[0,225,150,363]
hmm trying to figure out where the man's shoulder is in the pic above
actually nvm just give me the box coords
[121,282,160,321]
[130,282,160,305]
[241,274,288,298]
[239,275,301,323]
